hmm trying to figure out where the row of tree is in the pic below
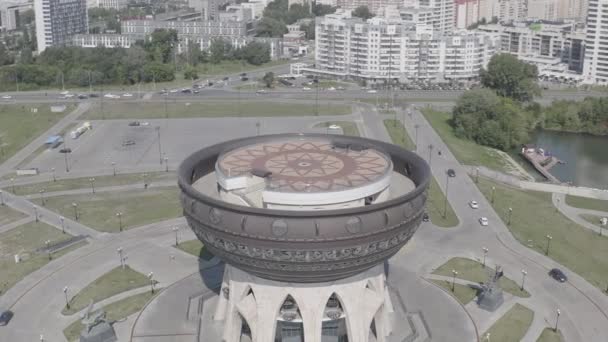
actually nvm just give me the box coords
[256,0,336,37]
[450,54,608,152]
[0,28,271,90]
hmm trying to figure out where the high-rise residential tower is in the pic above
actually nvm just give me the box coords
[583,0,608,84]
[34,0,88,52]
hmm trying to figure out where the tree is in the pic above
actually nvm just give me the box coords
[209,38,232,63]
[256,17,287,37]
[145,29,178,63]
[313,3,337,16]
[286,3,311,25]
[184,66,199,80]
[262,72,274,88]
[238,41,271,65]
[480,53,540,102]
[352,6,373,20]
[143,62,175,82]
[301,21,315,40]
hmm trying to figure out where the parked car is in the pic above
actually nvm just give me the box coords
[549,268,567,282]
[0,310,14,326]
[469,200,479,209]
[479,217,489,226]
[128,121,140,126]
[59,148,72,153]
[447,169,456,177]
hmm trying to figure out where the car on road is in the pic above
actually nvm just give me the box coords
[422,213,430,222]
[0,310,14,326]
[223,76,230,81]
[327,87,336,91]
[77,94,88,99]
[122,93,133,97]
[89,93,99,98]
[104,93,120,99]
[60,91,70,95]
[302,87,311,91]
[367,89,377,93]
[549,268,567,282]
[63,94,75,99]
[122,140,136,146]
[447,169,456,177]
[240,72,247,77]
[256,89,267,94]
[128,121,140,126]
[181,88,192,94]
[59,148,72,153]
[469,200,479,209]
[169,89,179,93]
[1,95,12,100]
[479,217,489,226]
[336,86,346,90]
[241,77,248,81]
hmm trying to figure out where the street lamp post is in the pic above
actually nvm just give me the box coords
[520,269,527,291]
[256,121,261,136]
[89,178,95,194]
[63,286,70,309]
[156,126,162,165]
[117,247,124,268]
[116,212,123,232]
[508,207,513,226]
[491,186,496,204]
[476,167,480,183]
[112,162,116,176]
[40,189,46,206]
[64,150,70,172]
[33,205,39,222]
[482,247,488,268]
[0,190,4,206]
[72,202,79,221]
[60,216,65,234]
[164,157,169,172]
[451,269,458,292]
[428,144,434,167]
[143,173,148,189]
[51,167,56,182]
[10,177,15,193]
[45,240,51,260]
[414,124,419,149]
[443,170,450,218]
[545,234,553,255]
[172,226,179,246]
[556,198,560,212]
[148,272,155,293]
[554,309,561,332]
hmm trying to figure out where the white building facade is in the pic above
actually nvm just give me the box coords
[96,0,128,10]
[0,1,32,31]
[315,11,497,81]
[583,0,608,84]
[34,0,88,52]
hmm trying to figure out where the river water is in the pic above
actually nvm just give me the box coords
[528,130,608,189]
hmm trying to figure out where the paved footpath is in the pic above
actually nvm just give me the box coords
[553,192,607,234]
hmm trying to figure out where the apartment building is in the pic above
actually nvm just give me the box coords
[0,1,32,31]
[34,0,88,52]
[314,11,497,81]
[583,0,608,83]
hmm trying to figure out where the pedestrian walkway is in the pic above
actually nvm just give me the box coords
[552,193,607,235]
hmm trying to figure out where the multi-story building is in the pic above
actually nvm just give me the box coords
[190,0,234,20]
[455,0,479,29]
[583,0,608,83]
[420,0,455,34]
[336,0,403,15]
[0,1,32,31]
[34,0,88,52]
[528,0,559,20]
[498,0,527,22]
[121,19,249,37]
[478,0,499,22]
[96,0,128,10]
[477,20,585,72]
[71,33,135,48]
[314,11,497,81]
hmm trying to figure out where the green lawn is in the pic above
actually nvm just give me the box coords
[383,119,458,227]
[566,194,608,212]
[0,222,84,295]
[63,289,161,342]
[421,108,510,172]
[477,176,608,290]
[433,257,530,298]
[482,303,534,342]
[429,279,477,304]
[9,171,175,195]
[62,265,152,315]
[536,328,564,342]
[0,104,74,164]
[175,239,214,261]
[194,59,289,76]
[0,205,27,226]
[33,187,182,233]
[84,101,351,120]
[313,121,360,136]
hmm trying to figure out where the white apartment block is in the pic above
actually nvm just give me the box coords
[34,0,88,52]
[478,0,499,22]
[96,0,128,10]
[71,33,135,48]
[498,0,527,22]
[336,0,403,15]
[528,0,559,20]
[477,21,585,72]
[314,11,497,81]
[583,0,608,83]
[0,1,32,31]
[419,0,455,34]
[455,0,479,29]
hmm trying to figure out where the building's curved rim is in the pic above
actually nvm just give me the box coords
[178,133,430,218]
